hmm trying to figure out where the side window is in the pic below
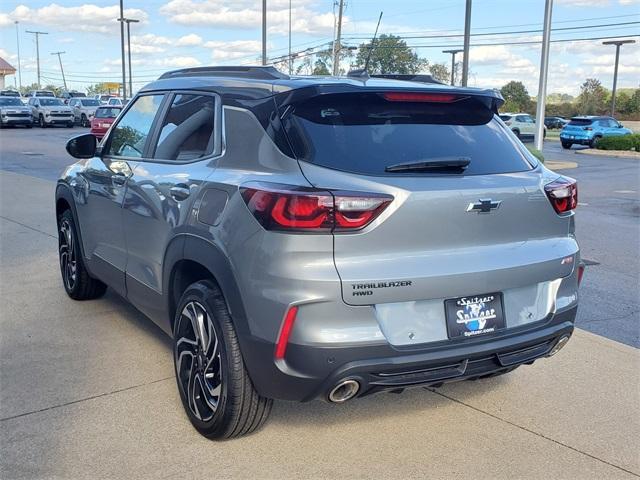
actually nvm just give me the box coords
[106,94,164,158]
[152,93,216,161]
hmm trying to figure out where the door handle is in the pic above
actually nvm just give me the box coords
[112,172,127,186]
[170,184,191,201]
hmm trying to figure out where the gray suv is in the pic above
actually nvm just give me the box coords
[56,66,582,439]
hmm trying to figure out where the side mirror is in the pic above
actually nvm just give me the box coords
[617,124,623,128]
[66,133,97,159]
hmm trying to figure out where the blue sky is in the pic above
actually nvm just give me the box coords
[1,0,638,95]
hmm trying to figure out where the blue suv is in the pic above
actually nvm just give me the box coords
[560,116,632,149]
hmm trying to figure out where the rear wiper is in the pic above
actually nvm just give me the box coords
[385,157,471,173]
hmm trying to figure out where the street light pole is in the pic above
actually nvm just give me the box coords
[534,0,553,151]
[602,39,635,117]
[15,21,22,90]
[118,0,127,100]
[51,51,67,90]
[443,49,463,86]
[461,0,472,87]
[262,0,267,65]
[25,30,48,88]
[288,0,292,74]
[119,18,140,98]
[332,0,345,76]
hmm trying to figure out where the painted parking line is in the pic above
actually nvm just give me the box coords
[546,160,578,170]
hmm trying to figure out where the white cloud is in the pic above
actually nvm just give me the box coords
[0,3,148,34]
[159,0,337,35]
[176,34,203,47]
[105,55,201,69]
[202,40,263,61]
[557,0,611,6]
[129,33,204,54]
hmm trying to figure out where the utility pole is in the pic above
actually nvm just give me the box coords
[51,51,67,90]
[15,21,22,90]
[332,0,345,76]
[461,0,472,87]
[118,0,127,100]
[25,30,48,88]
[262,0,267,65]
[118,17,140,98]
[443,49,463,86]
[534,0,553,151]
[288,0,292,74]
[602,39,635,117]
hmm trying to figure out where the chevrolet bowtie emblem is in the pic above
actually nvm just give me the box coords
[467,199,501,213]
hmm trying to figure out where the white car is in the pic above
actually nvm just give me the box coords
[499,113,546,139]
[68,98,100,127]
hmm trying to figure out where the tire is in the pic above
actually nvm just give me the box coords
[589,136,601,148]
[67,122,74,128]
[173,280,272,439]
[26,123,33,129]
[58,210,107,300]
[512,128,520,139]
[561,141,572,150]
[39,114,46,128]
[81,114,88,127]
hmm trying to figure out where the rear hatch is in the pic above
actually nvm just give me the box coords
[281,90,577,307]
[563,117,593,134]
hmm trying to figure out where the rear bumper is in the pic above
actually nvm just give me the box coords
[243,306,577,402]
[560,134,592,145]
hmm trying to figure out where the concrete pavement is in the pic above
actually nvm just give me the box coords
[1,170,639,479]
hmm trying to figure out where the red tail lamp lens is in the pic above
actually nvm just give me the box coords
[240,184,392,232]
[382,92,462,103]
[544,177,578,214]
[275,306,298,360]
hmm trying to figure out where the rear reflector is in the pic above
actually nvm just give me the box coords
[275,306,298,360]
[544,177,578,214]
[381,92,463,103]
[240,183,392,232]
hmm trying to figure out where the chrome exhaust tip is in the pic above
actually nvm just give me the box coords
[547,334,571,357]
[328,379,360,403]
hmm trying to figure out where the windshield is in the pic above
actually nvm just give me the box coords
[40,99,64,106]
[95,107,121,118]
[285,93,533,176]
[0,98,24,106]
[1,91,20,97]
[81,99,100,106]
[36,92,55,97]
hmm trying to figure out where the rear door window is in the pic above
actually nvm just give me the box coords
[284,92,533,176]
[105,94,164,158]
[151,93,216,161]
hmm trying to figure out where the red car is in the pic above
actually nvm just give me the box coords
[90,106,122,139]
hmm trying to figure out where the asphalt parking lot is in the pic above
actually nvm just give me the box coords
[1,127,639,479]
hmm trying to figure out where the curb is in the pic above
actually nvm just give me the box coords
[574,149,640,159]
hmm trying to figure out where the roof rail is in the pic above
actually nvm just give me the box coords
[369,73,445,85]
[158,65,289,80]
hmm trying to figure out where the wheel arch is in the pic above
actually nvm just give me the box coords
[163,235,250,341]
[55,183,88,261]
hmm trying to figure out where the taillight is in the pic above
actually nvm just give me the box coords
[381,92,464,103]
[544,177,578,214]
[240,183,393,233]
[504,120,512,126]
[583,127,593,131]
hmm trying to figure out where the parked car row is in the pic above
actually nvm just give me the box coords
[559,116,632,149]
[0,96,122,130]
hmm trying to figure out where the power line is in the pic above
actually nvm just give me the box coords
[341,20,640,40]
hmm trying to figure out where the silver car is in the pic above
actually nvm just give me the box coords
[68,98,100,127]
[0,96,33,128]
[56,66,582,439]
[29,97,74,128]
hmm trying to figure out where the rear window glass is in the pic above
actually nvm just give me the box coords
[569,118,593,126]
[95,107,121,118]
[285,93,533,176]
[81,99,100,106]
[499,115,512,121]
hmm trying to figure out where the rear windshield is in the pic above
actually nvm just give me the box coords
[36,91,55,97]
[568,118,593,126]
[284,93,533,176]
[81,99,100,106]
[95,107,121,118]
[499,114,512,121]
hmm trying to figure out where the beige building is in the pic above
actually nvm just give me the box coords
[0,57,17,90]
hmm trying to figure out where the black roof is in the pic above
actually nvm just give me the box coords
[140,65,504,109]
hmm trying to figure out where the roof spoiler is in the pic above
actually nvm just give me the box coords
[159,66,290,81]
[367,73,446,85]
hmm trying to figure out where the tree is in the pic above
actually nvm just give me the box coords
[577,78,607,115]
[500,81,531,112]
[429,62,450,84]
[355,34,426,74]
[86,83,113,96]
